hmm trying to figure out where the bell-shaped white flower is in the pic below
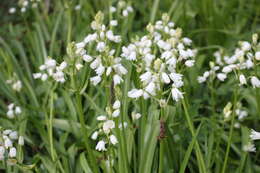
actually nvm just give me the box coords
[128,89,143,98]
[171,87,183,102]
[95,140,106,151]
[250,129,260,140]
[110,135,118,145]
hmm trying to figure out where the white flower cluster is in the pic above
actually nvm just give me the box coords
[33,58,67,83]
[6,76,22,92]
[9,0,40,14]
[0,128,24,161]
[91,100,123,152]
[74,12,127,86]
[110,1,133,17]
[123,14,196,102]
[198,34,260,88]
[6,103,21,119]
[245,129,260,152]
[223,102,248,123]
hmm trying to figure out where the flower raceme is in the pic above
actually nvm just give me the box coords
[122,13,197,102]
[198,34,260,88]
[73,12,127,87]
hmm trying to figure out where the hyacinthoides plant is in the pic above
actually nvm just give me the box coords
[122,13,207,173]
[197,33,260,173]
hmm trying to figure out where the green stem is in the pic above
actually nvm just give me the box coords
[49,91,55,161]
[75,92,99,173]
[221,88,238,173]
[181,98,207,173]
[159,139,164,173]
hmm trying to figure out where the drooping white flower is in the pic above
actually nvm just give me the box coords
[91,131,98,140]
[103,120,115,134]
[128,89,143,98]
[112,109,120,118]
[239,74,247,85]
[171,88,183,102]
[250,129,260,140]
[243,142,256,152]
[113,100,121,109]
[185,60,195,67]
[9,8,16,14]
[161,72,171,84]
[9,147,16,158]
[255,51,260,60]
[97,115,107,121]
[217,73,227,81]
[251,76,260,88]
[113,74,123,85]
[9,131,18,140]
[95,140,106,151]
[110,135,118,145]
[0,146,5,155]
[90,76,101,86]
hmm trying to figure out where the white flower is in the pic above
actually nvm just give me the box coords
[59,61,67,70]
[12,80,22,91]
[9,131,18,140]
[171,88,183,102]
[103,120,115,134]
[140,72,152,84]
[112,109,120,118]
[7,110,14,119]
[75,63,83,70]
[251,76,260,88]
[241,41,251,51]
[255,51,260,60]
[9,147,16,158]
[113,74,123,85]
[197,76,206,83]
[239,74,247,85]
[4,138,12,148]
[9,8,16,14]
[0,146,5,155]
[83,55,93,62]
[250,129,260,140]
[95,65,105,76]
[131,112,141,120]
[110,20,118,26]
[33,73,42,79]
[90,58,101,69]
[113,100,121,109]
[185,60,195,67]
[41,73,48,81]
[75,4,81,10]
[222,66,233,73]
[145,82,156,94]
[18,136,24,145]
[110,135,118,145]
[96,42,106,52]
[161,72,170,84]
[97,115,107,121]
[15,106,21,114]
[128,89,143,98]
[110,6,116,13]
[243,142,256,152]
[21,7,26,13]
[95,140,106,151]
[91,131,98,140]
[90,76,101,86]
[217,73,227,81]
